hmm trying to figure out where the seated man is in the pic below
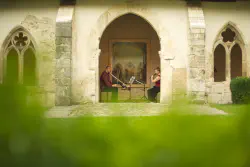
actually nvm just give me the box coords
[100,65,118,102]
[147,67,161,102]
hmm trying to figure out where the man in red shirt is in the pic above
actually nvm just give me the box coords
[100,66,118,102]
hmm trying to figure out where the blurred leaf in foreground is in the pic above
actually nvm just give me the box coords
[0,85,250,167]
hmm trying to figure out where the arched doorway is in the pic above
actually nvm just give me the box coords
[99,13,161,102]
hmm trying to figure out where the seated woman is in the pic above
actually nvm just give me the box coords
[147,67,160,102]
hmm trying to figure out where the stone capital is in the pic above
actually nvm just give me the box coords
[159,50,175,60]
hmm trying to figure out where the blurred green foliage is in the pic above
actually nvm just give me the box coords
[0,85,250,167]
[230,77,250,104]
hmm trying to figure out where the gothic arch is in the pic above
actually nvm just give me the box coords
[213,21,246,46]
[99,12,161,43]
[212,21,246,82]
[1,25,38,53]
[0,26,38,84]
[86,3,171,103]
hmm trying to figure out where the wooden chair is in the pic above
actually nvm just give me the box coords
[100,91,112,102]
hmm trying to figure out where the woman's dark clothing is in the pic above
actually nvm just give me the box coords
[147,86,160,102]
[147,75,160,102]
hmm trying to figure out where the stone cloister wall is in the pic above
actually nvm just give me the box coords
[0,0,59,107]
[63,0,250,105]
[203,1,250,104]
[1,0,250,106]
[187,2,206,102]
[72,0,189,105]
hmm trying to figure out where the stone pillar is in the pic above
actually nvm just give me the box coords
[159,50,173,104]
[187,2,206,102]
[93,48,101,103]
[55,6,74,106]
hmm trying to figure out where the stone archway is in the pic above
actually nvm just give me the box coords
[86,3,174,104]
[99,13,161,102]
[207,22,247,104]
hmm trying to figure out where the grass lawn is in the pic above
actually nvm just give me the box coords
[211,104,249,114]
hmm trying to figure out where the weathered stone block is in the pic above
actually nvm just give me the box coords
[224,85,231,93]
[56,58,71,68]
[56,23,72,37]
[211,83,225,93]
[56,45,71,53]
[190,28,204,34]
[55,96,71,106]
[189,68,199,79]
[56,37,72,46]
[189,79,205,92]
[222,92,232,104]
[189,55,205,68]
[172,68,187,94]
[55,78,71,86]
[56,51,71,59]
[191,39,205,46]
[55,67,71,79]
[208,93,222,104]
[188,91,205,102]
[55,86,71,106]
[191,33,205,40]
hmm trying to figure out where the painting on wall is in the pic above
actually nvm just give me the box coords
[111,42,147,84]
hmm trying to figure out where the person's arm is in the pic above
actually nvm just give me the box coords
[151,76,160,83]
[102,74,113,87]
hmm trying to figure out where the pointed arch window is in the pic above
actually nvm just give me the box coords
[2,28,37,85]
[214,44,226,82]
[213,23,245,82]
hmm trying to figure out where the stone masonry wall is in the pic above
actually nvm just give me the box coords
[55,6,74,106]
[21,15,56,107]
[187,2,206,103]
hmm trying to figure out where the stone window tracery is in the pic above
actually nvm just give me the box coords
[222,28,236,43]
[2,29,37,85]
[213,24,245,82]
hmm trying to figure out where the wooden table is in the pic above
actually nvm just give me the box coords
[113,84,149,101]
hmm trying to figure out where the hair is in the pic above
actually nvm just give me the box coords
[106,65,111,69]
[155,67,160,72]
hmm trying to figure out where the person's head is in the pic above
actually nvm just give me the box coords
[105,65,112,73]
[154,67,160,74]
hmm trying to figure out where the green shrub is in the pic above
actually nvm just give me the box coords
[230,77,250,104]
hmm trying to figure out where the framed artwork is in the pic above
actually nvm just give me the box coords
[109,39,150,86]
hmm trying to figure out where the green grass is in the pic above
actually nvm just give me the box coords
[1,85,250,167]
[211,104,249,114]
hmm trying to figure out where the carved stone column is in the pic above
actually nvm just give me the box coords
[187,2,206,102]
[55,5,75,106]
